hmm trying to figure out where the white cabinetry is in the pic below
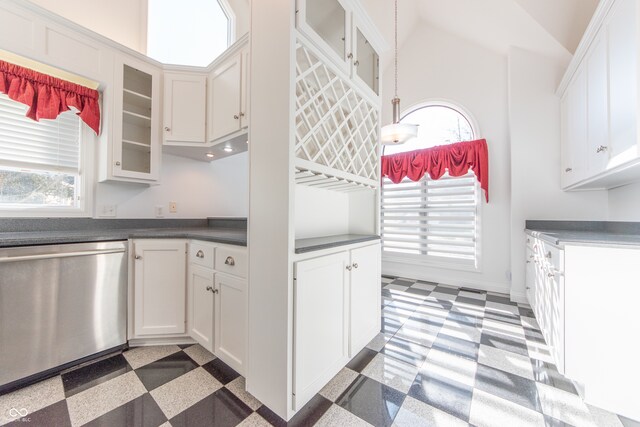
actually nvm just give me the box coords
[163,72,207,145]
[207,47,249,143]
[294,251,350,410]
[559,0,640,190]
[296,0,381,96]
[104,56,161,183]
[186,241,247,374]
[526,236,565,374]
[293,242,380,410]
[133,240,186,337]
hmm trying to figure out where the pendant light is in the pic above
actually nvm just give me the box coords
[381,0,418,145]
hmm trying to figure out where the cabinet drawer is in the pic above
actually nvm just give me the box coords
[215,246,247,278]
[541,242,562,272]
[189,242,215,268]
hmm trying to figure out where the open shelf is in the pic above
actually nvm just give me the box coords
[295,166,376,192]
[123,110,151,128]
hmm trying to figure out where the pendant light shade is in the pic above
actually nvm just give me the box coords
[381,0,418,145]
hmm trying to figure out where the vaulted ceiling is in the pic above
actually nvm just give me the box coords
[362,0,599,67]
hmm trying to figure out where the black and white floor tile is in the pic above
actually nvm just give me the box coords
[1,276,638,426]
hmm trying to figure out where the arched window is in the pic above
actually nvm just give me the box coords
[147,0,233,67]
[381,102,481,270]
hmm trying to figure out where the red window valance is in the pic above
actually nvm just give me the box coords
[0,60,100,135]
[381,138,489,202]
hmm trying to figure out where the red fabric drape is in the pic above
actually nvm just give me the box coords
[381,139,489,202]
[0,60,100,135]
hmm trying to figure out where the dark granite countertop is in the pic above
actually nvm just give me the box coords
[0,218,247,248]
[295,234,380,253]
[525,220,640,247]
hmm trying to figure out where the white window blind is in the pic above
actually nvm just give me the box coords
[0,93,81,174]
[381,172,480,268]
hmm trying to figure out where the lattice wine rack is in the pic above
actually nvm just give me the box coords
[294,41,380,190]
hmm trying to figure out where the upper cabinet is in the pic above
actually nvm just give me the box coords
[163,72,207,145]
[559,0,640,190]
[208,46,249,143]
[102,56,161,183]
[296,0,381,97]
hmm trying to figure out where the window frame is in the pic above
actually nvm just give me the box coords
[0,108,95,218]
[144,0,236,66]
[381,99,483,272]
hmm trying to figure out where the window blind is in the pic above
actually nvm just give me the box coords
[0,93,81,173]
[381,172,479,267]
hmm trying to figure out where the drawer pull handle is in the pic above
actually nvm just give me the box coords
[196,250,204,258]
[225,256,235,266]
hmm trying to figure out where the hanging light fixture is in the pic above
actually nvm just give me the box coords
[381,0,418,145]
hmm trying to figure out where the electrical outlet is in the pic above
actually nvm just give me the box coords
[99,205,117,217]
[169,201,177,213]
[155,205,164,218]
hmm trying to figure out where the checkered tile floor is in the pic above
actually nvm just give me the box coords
[1,276,638,426]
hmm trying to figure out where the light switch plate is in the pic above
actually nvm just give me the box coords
[99,205,117,217]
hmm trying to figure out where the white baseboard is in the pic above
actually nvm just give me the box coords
[382,265,511,296]
[128,336,196,347]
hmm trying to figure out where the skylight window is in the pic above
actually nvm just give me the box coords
[147,0,233,67]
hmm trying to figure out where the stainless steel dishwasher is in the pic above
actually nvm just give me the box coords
[0,241,128,393]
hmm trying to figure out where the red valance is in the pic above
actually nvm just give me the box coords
[0,60,100,135]
[381,139,489,202]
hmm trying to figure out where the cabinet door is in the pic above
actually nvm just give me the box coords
[208,54,242,142]
[112,57,161,182]
[296,0,350,74]
[586,33,610,175]
[133,240,186,336]
[353,23,379,96]
[563,68,588,187]
[525,243,535,310]
[240,46,249,129]
[188,264,214,352]
[214,273,246,375]
[607,0,638,167]
[163,72,207,144]
[349,244,380,357]
[293,251,350,411]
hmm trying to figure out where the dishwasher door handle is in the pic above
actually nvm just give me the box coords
[0,248,126,263]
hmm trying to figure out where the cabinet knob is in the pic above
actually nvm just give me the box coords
[224,256,235,266]
[526,260,531,264]
[239,112,245,117]
[233,114,239,120]
[135,255,142,260]
[352,263,359,269]
[565,167,572,173]
[347,53,353,59]
[164,126,171,132]
[214,288,219,294]
[346,265,352,271]
[545,251,552,259]
[353,60,360,66]
[196,250,204,258]
[115,161,121,166]
[206,286,213,292]
[596,145,608,153]
[526,286,531,290]
[547,272,555,278]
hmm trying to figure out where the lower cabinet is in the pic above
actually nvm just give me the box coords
[214,273,247,375]
[132,239,247,375]
[293,242,380,411]
[133,239,187,337]
[188,264,215,352]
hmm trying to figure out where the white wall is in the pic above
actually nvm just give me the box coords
[381,25,512,294]
[608,182,640,221]
[508,47,608,301]
[94,152,249,218]
[27,0,147,52]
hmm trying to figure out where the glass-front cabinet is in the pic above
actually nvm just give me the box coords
[297,0,380,97]
[110,56,161,182]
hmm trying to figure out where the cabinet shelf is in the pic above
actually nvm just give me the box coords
[295,164,376,192]
[123,110,152,128]
[123,139,151,153]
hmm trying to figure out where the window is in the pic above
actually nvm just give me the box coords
[381,102,481,270]
[0,93,89,215]
[147,0,233,67]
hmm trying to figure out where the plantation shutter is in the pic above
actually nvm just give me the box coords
[381,172,479,267]
[0,93,81,174]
